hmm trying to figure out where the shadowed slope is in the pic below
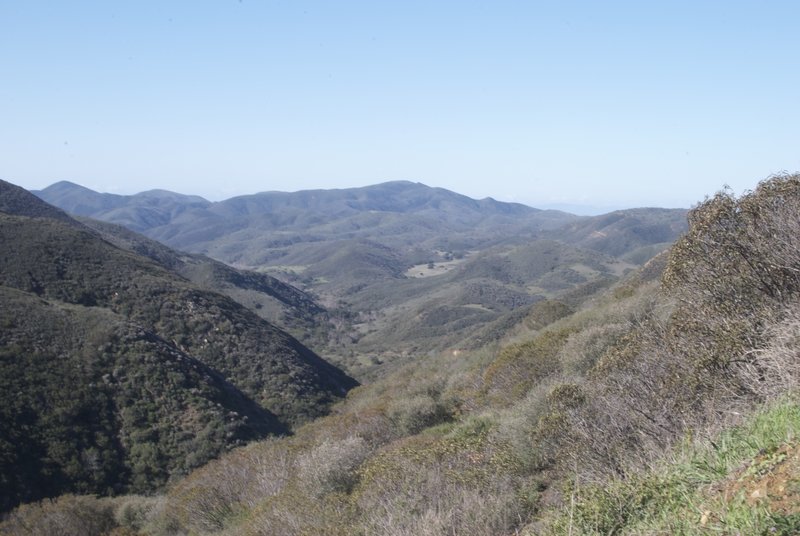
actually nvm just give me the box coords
[0,179,358,510]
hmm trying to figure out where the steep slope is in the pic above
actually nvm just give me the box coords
[77,217,329,340]
[0,180,357,510]
[0,286,283,512]
[0,211,356,425]
[550,401,800,534]
[0,180,77,223]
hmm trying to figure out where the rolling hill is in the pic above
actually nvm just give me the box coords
[35,181,688,372]
[35,180,579,262]
[8,173,798,536]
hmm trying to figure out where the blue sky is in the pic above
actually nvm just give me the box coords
[2,1,798,211]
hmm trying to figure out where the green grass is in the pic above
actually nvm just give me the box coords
[547,398,800,535]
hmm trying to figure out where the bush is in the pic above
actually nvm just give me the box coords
[387,394,454,436]
[112,494,160,532]
[739,306,800,400]
[546,400,800,535]
[358,474,525,536]
[553,175,800,482]
[296,436,370,497]
[153,439,294,533]
[558,322,630,376]
[524,300,573,331]
[0,494,117,536]
[482,327,573,406]
[354,421,530,536]
[664,174,800,369]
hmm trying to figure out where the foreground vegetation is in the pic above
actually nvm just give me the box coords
[549,398,800,534]
[4,174,800,534]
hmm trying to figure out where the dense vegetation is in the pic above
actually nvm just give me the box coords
[77,217,334,350]
[4,173,798,534]
[0,180,356,513]
[0,286,281,511]
[0,212,355,423]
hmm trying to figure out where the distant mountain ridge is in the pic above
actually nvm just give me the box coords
[36,180,573,245]
[35,179,688,371]
[38,180,211,232]
[0,180,76,223]
[35,180,686,251]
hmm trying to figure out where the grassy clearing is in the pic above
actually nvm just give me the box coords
[405,256,469,278]
[257,264,308,275]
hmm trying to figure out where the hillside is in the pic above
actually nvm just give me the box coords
[0,180,77,223]
[0,211,356,420]
[36,181,687,373]
[35,181,585,287]
[35,181,211,233]
[0,285,283,511]
[0,180,357,511]
[332,238,636,359]
[76,217,331,343]
[6,173,798,535]
[546,207,689,261]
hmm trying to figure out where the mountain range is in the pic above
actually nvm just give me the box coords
[5,173,800,535]
[35,180,688,373]
[0,176,689,514]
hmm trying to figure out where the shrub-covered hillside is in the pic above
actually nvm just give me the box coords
[0,286,282,511]
[0,208,356,426]
[5,174,800,535]
[36,180,688,373]
[75,216,336,352]
[0,180,357,513]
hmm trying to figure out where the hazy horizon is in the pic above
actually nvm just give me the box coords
[3,2,798,209]
[32,177,684,216]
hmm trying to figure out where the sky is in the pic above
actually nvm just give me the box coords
[1,1,799,212]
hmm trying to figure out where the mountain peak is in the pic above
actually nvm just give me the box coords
[40,180,95,193]
[0,179,76,222]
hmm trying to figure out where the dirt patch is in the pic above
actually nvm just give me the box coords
[713,441,800,516]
